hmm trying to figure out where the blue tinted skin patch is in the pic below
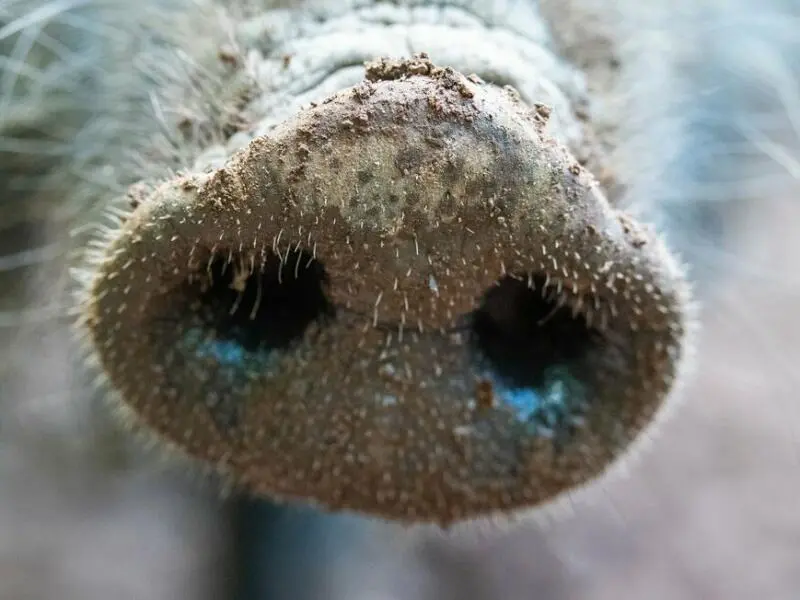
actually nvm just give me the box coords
[180,327,279,379]
[496,387,543,422]
[195,335,248,367]
[174,326,284,429]
[488,365,588,438]
[184,327,243,367]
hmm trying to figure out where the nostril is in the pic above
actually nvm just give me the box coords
[469,275,598,433]
[186,248,333,357]
[148,247,336,429]
[471,275,596,386]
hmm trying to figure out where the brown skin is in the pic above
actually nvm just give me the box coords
[78,56,692,526]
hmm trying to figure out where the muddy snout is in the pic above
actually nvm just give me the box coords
[78,55,693,526]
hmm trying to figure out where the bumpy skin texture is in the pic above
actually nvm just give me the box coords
[2,0,799,599]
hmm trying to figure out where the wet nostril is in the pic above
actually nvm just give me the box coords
[143,248,336,431]
[469,275,599,429]
[470,275,597,386]
[191,249,334,355]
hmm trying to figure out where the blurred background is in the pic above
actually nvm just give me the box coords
[1,1,799,599]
